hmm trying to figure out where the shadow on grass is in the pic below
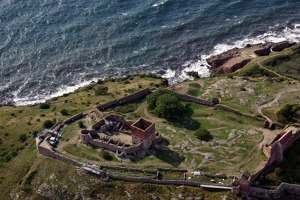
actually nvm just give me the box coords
[154,146,185,167]
[168,117,201,131]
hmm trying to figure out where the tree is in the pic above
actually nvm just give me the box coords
[155,94,184,119]
[146,89,192,120]
[100,150,113,161]
[95,86,108,95]
[44,120,54,129]
[78,121,84,128]
[19,134,28,142]
[60,109,69,116]
[195,129,212,141]
[39,103,50,109]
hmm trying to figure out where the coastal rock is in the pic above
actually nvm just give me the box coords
[272,41,296,52]
[185,71,200,78]
[206,47,240,69]
[215,58,251,74]
[254,43,272,56]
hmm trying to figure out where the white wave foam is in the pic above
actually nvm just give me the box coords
[152,0,168,7]
[210,24,300,57]
[161,68,176,79]
[13,78,99,106]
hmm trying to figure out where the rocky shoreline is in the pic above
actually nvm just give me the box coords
[205,41,297,74]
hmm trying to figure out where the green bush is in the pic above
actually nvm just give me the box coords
[100,150,113,161]
[44,120,54,129]
[78,121,84,128]
[60,109,69,116]
[19,134,28,142]
[194,129,212,141]
[39,103,50,109]
[95,86,108,95]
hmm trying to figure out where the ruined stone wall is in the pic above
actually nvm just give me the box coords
[38,145,82,167]
[177,93,214,107]
[62,113,84,124]
[247,183,300,199]
[84,134,143,154]
[105,114,132,128]
[96,88,151,112]
[92,119,105,130]
[214,104,242,115]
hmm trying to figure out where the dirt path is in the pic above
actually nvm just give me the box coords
[257,84,300,123]
[256,128,278,150]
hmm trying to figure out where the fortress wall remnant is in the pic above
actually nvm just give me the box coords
[92,119,105,130]
[96,88,151,112]
[63,113,84,124]
[38,144,82,167]
[214,104,242,115]
[83,133,143,155]
[177,93,215,107]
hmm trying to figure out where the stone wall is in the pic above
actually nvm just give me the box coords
[38,145,82,167]
[96,88,152,112]
[92,119,105,130]
[247,183,300,199]
[177,93,215,107]
[83,133,143,155]
[62,113,84,124]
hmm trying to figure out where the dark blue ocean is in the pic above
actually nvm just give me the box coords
[1,0,300,105]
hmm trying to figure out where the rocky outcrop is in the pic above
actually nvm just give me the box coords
[185,71,200,78]
[254,43,272,56]
[272,41,296,52]
[206,42,298,74]
[206,47,240,70]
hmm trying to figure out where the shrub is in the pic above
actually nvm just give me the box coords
[275,167,283,176]
[39,103,50,109]
[60,109,69,116]
[195,129,212,141]
[100,150,113,161]
[19,134,28,142]
[78,121,84,128]
[44,120,54,129]
[32,130,39,137]
[95,86,108,95]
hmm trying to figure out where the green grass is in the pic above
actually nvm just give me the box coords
[187,83,202,96]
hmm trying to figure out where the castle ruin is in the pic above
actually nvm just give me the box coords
[80,114,162,157]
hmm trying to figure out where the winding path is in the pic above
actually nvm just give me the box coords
[257,85,300,123]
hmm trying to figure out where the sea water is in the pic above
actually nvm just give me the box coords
[0,0,300,105]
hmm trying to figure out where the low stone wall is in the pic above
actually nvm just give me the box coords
[38,145,82,167]
[177,93,214,107]
[92,119,105,130]
[214,104,242,115]
[107,173,231,188]
[62,113,84,124]
[247,183,300,199]
[84,134,143,155]
[96,88,152,112]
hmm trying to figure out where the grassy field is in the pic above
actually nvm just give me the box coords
[59,97,266,175]
[0,75,163,199]
[1,44,300,199]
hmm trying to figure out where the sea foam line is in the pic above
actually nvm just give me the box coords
[12,24,300,106]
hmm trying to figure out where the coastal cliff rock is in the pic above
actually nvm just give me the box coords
[254,43,272,56]
[272,41,296,52]
[185,71,200,78]
[206,47,240,69]
[206,42,297,74]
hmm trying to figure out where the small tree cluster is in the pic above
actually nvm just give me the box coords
[44,120,54,129]
[95,86,108,95]
[60,109,69,116]
[146,89,191,120]
[78,121,84,128]
[100,150,113,161]
[194,129,212,142]
[39,103,50,109]
[276,104,299,123]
